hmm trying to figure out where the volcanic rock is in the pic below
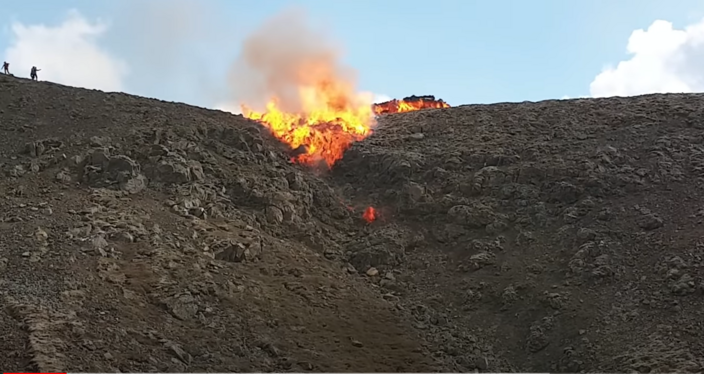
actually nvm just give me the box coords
[1,73,704,374]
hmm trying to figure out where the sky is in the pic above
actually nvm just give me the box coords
[1,0,704,111]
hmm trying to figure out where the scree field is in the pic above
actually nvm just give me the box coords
[0,74,703,373]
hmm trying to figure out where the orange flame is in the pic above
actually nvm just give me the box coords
[232,9,377,169]
[243,93,449,168]
[373,95,450,115]
[228,10,449,169]
[362,206,377,223]
[242,87,374,168]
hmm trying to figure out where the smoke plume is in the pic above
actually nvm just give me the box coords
[227,8,368,114]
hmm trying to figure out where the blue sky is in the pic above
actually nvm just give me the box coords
[1,0,704,108]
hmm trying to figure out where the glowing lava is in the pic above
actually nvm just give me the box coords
[373,95,450,115]
[242,81,375,169]
[243,93,450,168]
[362,206,377,223]
[228,8,450,169]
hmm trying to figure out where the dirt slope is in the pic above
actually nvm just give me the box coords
[0,75,436,373]
[333,96,704,372]
[1,73,703,373]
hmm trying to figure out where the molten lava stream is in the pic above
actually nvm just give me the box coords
[243,100,373,169]
[363,206,377,223]
[372,97,450,115]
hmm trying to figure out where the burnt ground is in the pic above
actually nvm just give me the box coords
[0,73,703,373]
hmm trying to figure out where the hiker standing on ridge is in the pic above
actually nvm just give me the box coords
[2,61,9,75]
[30,66,40,81]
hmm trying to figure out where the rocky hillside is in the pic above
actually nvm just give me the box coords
[0,74,703,373]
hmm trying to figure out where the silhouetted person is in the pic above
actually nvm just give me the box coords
[30,66,40,81]
[2,61,8,75]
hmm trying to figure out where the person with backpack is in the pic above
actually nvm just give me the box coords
[2,61,9,75]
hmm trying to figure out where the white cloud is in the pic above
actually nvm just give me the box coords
[3,10,129,92]
[590,18,704,98]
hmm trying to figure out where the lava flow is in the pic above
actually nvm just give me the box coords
[230,8,379,169]
[242,82,375,169]
[373,95,450,115]
[362,206,377,223]
[227,9,452,169]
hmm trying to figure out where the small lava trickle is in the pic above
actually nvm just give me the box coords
[362,206,377,223]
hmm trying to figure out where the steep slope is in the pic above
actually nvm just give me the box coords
[1,72,704,373]
[333,95,704,372]
[0,75,438,373]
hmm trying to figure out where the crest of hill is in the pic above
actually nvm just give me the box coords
[0,73,703,373]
